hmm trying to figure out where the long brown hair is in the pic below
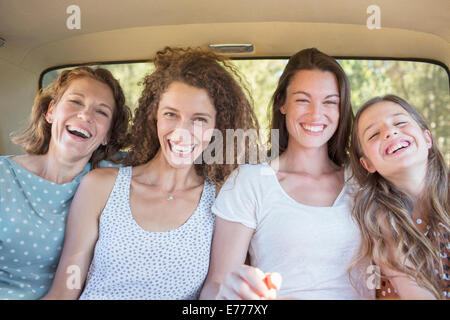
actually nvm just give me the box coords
[11,67,131,168]
[124,47,260,185]
[269,48,353,166]
[349,94,449,299]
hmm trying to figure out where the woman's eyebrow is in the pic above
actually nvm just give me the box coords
[292,90,311,97]
[67,92,84,97]
[193,112,213,118]
[160,106,178,112]
[160,107,212,118]
[291,91,339,99]
[68,92,112,111]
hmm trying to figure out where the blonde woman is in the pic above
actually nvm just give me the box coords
[0,67,130,299]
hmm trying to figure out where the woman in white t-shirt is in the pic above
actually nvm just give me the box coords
[200,48,374,300]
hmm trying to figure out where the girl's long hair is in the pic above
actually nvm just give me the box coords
[349,94,449,299]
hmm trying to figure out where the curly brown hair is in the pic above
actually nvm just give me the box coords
[124,47,261,185]
[11,67,131,168]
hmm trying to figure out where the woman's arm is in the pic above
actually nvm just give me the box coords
[41,168,117,299]
[199,217,271,300]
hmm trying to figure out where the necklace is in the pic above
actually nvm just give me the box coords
[167,195,174,200]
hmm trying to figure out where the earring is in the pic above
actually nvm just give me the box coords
[45,114,53,124]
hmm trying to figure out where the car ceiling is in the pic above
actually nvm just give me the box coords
[0,0,449,72]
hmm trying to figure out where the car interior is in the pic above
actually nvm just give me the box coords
[1,0,449,160]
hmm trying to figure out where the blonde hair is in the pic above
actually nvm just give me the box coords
[349,94,449,299]
[11,67,131,168]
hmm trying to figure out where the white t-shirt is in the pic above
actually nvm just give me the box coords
[212,163,374,300]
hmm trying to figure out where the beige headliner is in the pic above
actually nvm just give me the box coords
[1,0,449,70]
[0,0,449,154]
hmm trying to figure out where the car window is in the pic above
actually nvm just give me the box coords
[41,59,449,165]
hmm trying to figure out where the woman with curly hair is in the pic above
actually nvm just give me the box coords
[349,95,449,299]
[0,66,131,299]
[43,47,260,299]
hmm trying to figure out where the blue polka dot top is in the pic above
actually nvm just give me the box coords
[0,155,91,299]
[0,155,121,300]
[79,166,216,300]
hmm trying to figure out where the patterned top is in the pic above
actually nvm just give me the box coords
[0,155,120,300]
[376,217,450,299]
[79,166,216,300]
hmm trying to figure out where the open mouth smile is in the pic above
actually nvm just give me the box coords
[168,140,196,157]
[300,123,326,134]
[384,139,412,156]
[66,125,92,140]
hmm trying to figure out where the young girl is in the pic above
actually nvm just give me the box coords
[0,67,130,299]
[42,47,260,300]
[200,48,373,300]
[349,94,449,300]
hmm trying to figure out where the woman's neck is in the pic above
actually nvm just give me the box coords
[277,139,339,176]
[137,150,203,193]
[16,151,90,184]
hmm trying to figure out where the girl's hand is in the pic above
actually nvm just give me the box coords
[215,265,282,300]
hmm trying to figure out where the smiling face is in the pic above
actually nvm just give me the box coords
[357,101,432,177]
[45,77,115,161]
[280,69,340,151]
[156,81,217,169]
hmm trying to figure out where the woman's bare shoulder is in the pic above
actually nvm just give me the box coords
[78,167,121,195]
[84,166,119,180]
